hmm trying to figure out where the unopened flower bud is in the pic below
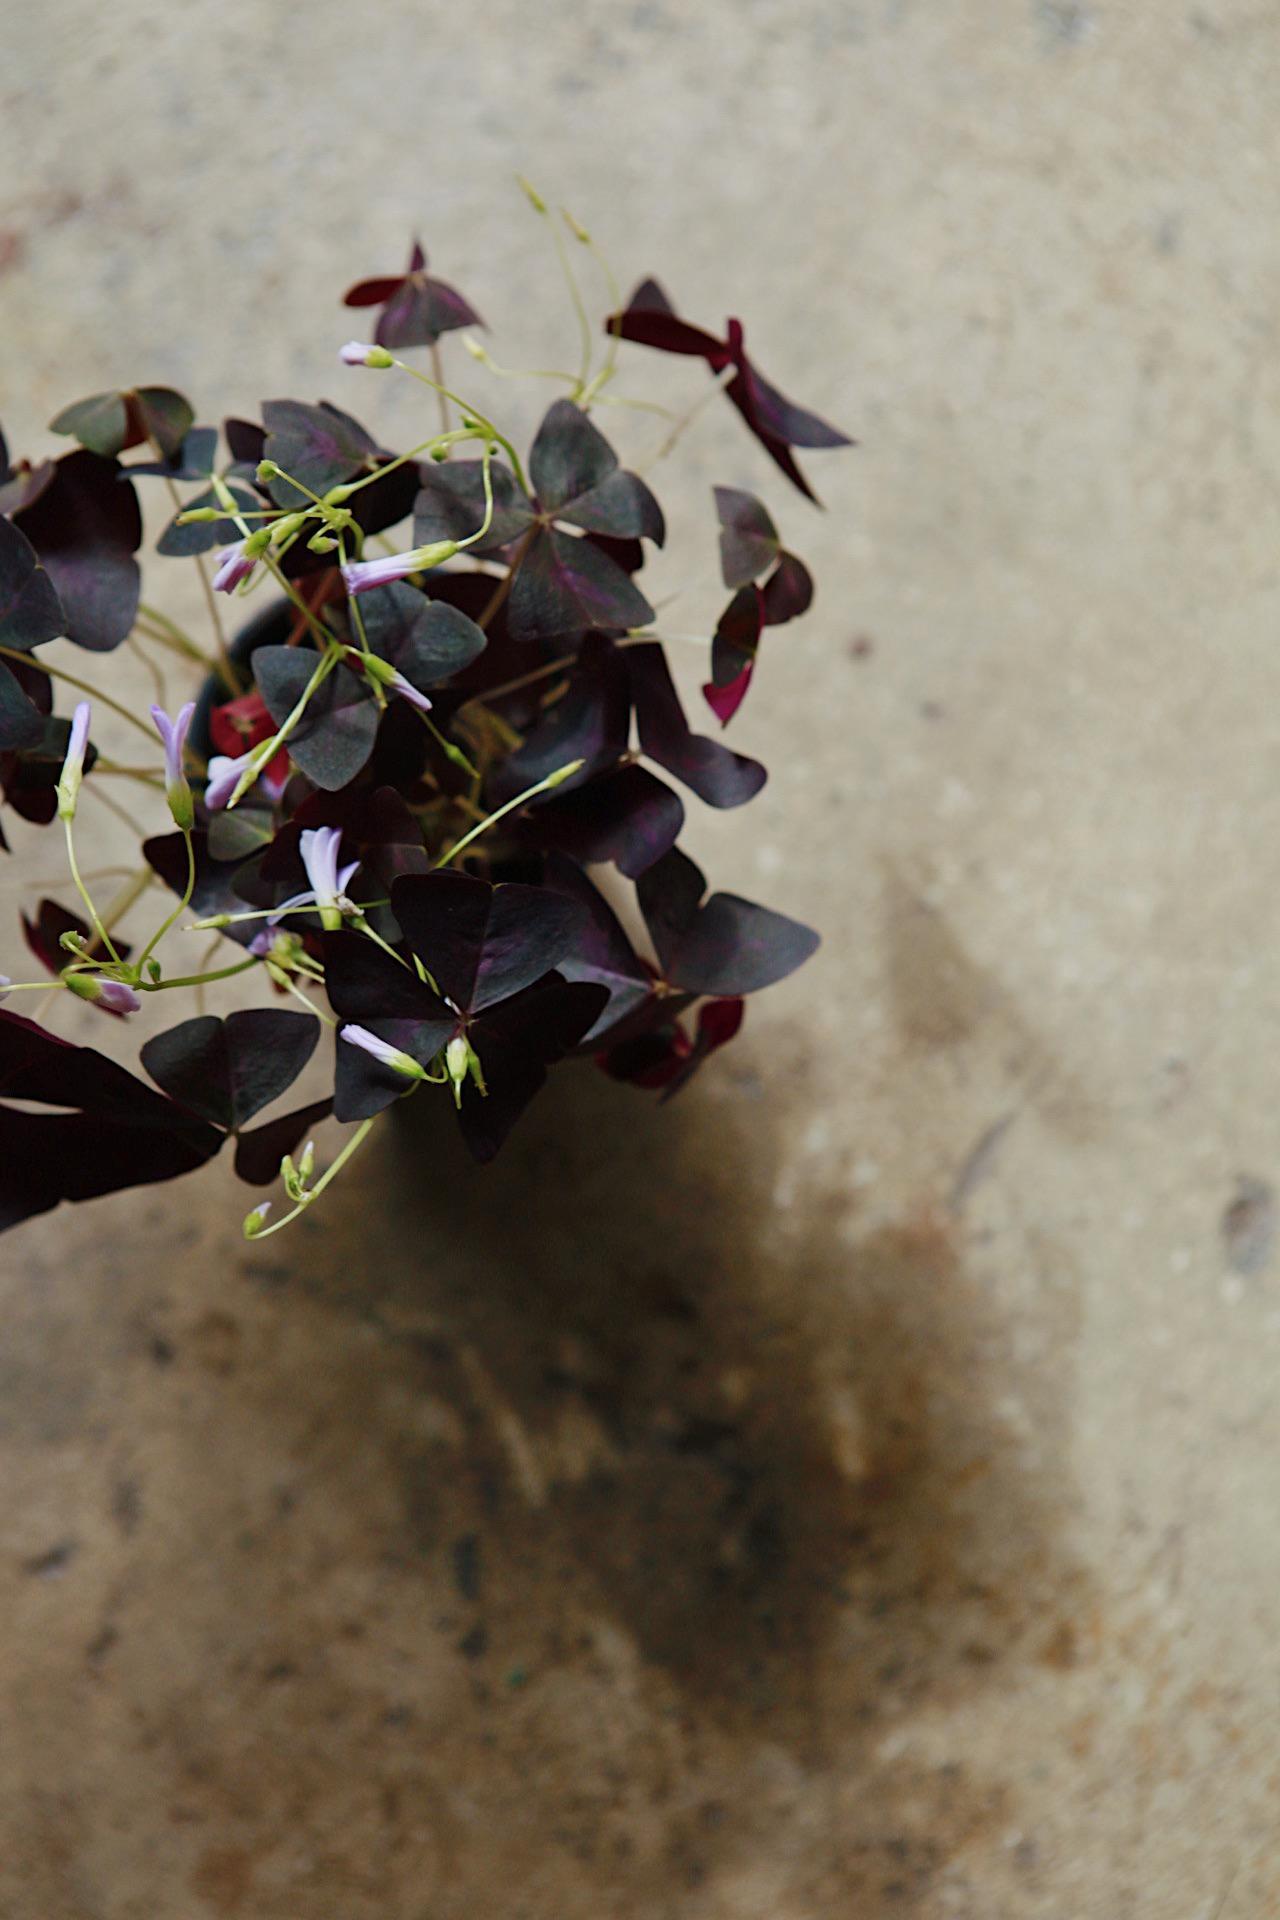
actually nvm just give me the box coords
[64,972,141,1015]
[243,1203,272,1238]
[340,1024,427,1082]
[256,459,281,483]
[269,512,307,546]
[243,526,273,559]
[56,702,91,820]
[340,541,459,597]
[176,506,223,524]
[338,340,394,368]
[150,701,196,832]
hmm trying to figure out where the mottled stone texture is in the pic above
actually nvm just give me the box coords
[2,3,1280,1914]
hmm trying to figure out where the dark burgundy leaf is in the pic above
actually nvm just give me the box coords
[523,763,684,878]
[606,289,850,502]
[457,977,609,1163]
[628,642,765,808]
[529,399,618,512]
[657,996,745,1100]
[0,515,65,652]
[50,386,194,462]
[261,399,378,510]
[253,647,378,791]
[597,1023,690,1089]
[0,459,55,519]
[761,550,814,625]
[141,1009,320,1132]
[0,428,56,518]
[702,664,753,728]
[127,424,219,481]
[224,417,266,468]
[0,1008,221,1230]
[144,829,260,951]
[0,661,45,749]
[732,347,851,450]
[714,485,779,587]
[559,468,665,546]
[22,898,131,978]
[345,786,431,892]
[389,868,588,1016]
[507,527,654,643]
[323,927,452,1029]
[496,637,628,797]
[133,388,197,462]
[541,853,653,1041]
[205,805,276,863]
[344,240,484,350]
[359,583,487,692]
[156,481,259,557]
[48,392,132,459]
[608,278,725,357]
[14,451,141,652]
[2,714,95,828]
[637,846,819,996]
[583,532,645,576]
[711,584,766,685]
[323,930,454,1121]
[233,1097,333,1186]
[413,459,534,555]
[528,399,665,544]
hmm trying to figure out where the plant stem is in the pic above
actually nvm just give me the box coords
[0,646,158,742]
[141,955,261,991]
[135,828,196,969]
[63,818,122,964]
[430,343,450,434]
[248,1116,378,1240]
[434,759,583,868]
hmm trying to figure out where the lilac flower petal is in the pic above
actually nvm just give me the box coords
[266,889,315,927]
[67,701,91,767]
[205,751,255,811]
[150,701,196,791]
[339,1024,422,1077]
[341,552,422,597]
[390,670,433,715]
[299,826,344,908]
[95,979,141,1015]
[212,542,256,594]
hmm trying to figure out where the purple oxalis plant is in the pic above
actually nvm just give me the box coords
[0,189,846,1240]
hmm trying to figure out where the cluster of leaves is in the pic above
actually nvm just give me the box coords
[0,235,845,1233]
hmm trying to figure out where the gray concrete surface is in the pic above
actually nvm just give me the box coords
[2,2,1280,1914]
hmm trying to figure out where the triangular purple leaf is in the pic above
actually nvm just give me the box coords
[0,511,66,652]
[628,642,765,808]
[13,451,141,653]
[141,1009,320,1132]
[253,646,379,791]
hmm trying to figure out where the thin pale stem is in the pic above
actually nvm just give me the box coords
[248,1116,378,1240]
[0,646,157,743]
[63,818,122,965]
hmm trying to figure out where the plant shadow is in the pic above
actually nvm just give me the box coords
[267,1046,1091,1912]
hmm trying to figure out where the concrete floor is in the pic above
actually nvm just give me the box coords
[2,2,1280,1913]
